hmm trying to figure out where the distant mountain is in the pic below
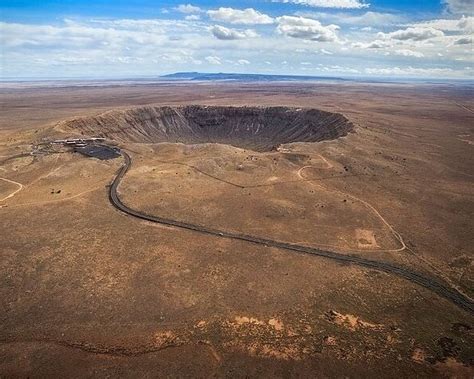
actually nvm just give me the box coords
[162,72,202,79]
[160,72,348,82]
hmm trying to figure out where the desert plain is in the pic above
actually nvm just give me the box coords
[0,80,473,377]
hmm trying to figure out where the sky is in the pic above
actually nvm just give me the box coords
[0,0,472,79]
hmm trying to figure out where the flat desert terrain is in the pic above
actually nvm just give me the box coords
[0,81,473,377]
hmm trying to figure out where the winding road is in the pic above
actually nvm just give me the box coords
[109,149,474,314]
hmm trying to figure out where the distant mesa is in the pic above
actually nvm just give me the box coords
[60,105,354,151]
[160,72,348,82]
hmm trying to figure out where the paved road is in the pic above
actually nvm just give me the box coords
[109,149,474,314]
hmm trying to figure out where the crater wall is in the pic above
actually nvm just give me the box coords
[60,105,354,151]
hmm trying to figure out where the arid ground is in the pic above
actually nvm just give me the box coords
[1,81,473,377]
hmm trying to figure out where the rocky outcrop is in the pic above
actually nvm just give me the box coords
[60,105,354,151]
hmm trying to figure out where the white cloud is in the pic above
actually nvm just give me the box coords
[379,27,444,41]
[454,36,472,45]
[340,10,402,25]
[319,64,360,73]
[364,66,460,77]
[274,0,369,9]
[296,11,404,27]
[210,25,258,40]
[276,16,340,42]
[185,15,201,21]
[207,8,274,25]
[205,55,222,64]
[458,15,474,32]
[1,13,471,79]
[352,40,388,48]
[409,16,473,33]
[237,59,250,65]
[175,4,202,14]
[0,20,169,48]
[394,49,424,58]
[443,0,474,14]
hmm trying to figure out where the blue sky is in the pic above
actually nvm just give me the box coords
[1,0,472,78]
